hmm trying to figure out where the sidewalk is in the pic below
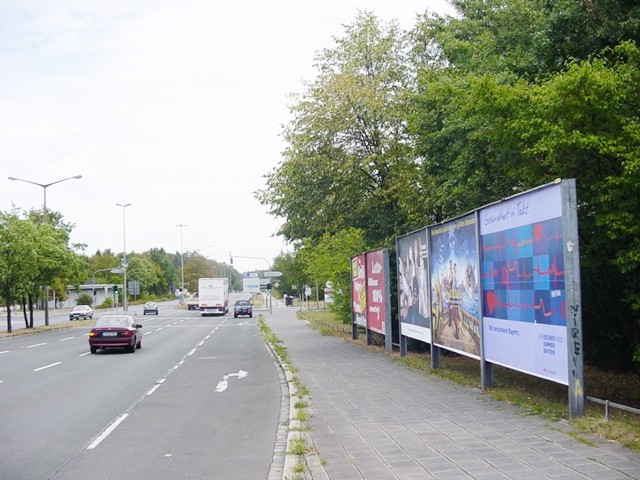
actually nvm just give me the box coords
[265,307,640,480]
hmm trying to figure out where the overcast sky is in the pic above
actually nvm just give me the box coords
[0,0,453,274]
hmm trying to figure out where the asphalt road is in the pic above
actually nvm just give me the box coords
[0,298,284,480]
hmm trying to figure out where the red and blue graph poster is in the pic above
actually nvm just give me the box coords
[480,183,568,384]
[351,254,366,327]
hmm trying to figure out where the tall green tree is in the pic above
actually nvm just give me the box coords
[410,2,640,370]
[298,228,369,322]
[258,11,418,248]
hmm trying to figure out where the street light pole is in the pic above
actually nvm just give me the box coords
[229,253,273,314]
[8,174,82,325]
[116,203,131,312]
[176,224,187,291]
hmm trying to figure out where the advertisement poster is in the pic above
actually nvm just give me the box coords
[429,214,481,358]
[365,249,386,334]
[396,229,431,344]
[480,183,568,384]
[351,254,366,326]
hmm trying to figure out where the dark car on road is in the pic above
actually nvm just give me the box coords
[233,300,252,318]
[69,305,94,320]
[88,315,142,354]
[143,301,159,315]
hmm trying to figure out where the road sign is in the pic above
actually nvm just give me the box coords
[263,271,283,278]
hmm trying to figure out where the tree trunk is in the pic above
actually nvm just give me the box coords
[28,293,34,328]
[22,295,28,329]
[29,293,35,328]
[4,288,12,333]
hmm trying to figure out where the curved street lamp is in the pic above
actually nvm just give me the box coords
[8,174,83,325]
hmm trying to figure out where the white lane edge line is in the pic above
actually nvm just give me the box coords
[34,362,62,372]
[146,378,165,396]
[86,413,129,450]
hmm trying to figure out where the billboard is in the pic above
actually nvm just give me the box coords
[396,228,431,343]
[350,254,366,326]
[480,182,569,384]
[429,214,481,358]
[365,249,386,334]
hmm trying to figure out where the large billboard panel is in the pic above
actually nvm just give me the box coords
[396,229,431,343]
[480,183,568,384]
[350,254,366,326]
[365,249,386,334]
[429,214,481,358]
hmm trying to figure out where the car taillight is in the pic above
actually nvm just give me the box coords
[120,330,133,337]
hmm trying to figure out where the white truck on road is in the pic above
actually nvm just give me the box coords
[198,278,229,316]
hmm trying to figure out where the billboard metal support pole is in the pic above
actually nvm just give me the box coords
[563,179,584,418]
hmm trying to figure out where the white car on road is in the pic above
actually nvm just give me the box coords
[69,305,94,320]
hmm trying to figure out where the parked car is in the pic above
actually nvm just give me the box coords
[143,301,159,315]
[233,300,252,318]
[69,305,94,321]
[88,315,142,354]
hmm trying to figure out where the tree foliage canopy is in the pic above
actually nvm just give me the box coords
[260,2,640,370]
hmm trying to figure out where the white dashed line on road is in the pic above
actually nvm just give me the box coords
[34,362,61,372]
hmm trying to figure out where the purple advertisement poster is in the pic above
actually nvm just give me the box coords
[480,183,568,384]
[396,229,431,344]
[351,254,366,326]
[429,214,481,358]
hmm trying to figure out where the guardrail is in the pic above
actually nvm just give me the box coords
[586,396,640,420]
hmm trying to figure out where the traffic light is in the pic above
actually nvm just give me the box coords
[267,283,272,291]
[113,284,118,293]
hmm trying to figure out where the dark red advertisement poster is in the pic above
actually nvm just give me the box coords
[351,254,366,326]
[365,249,386,334]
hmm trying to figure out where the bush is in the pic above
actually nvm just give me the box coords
[98,297,112,309]
[76,293,93,306]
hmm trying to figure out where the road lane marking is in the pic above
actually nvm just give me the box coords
[144,331,153,335]
[146,378,165,396]
[79,352,91,357]
[27,342,47,348]
[59,337,75,342]
[86,316,228,450]
[215,370,248,393]
[87,413,129,449]
[34,362,61,372]
[0,350,9,355]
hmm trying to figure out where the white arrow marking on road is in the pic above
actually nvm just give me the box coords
[215,370,248,392]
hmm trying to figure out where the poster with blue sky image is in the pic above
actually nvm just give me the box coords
[429,214,481,358]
